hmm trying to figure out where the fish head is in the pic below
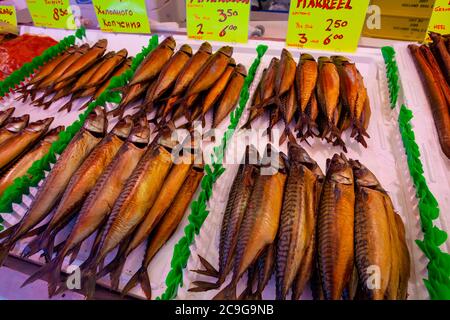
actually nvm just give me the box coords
[116,48,128,58]
[94,39,108,50]
[124,57,133,67]
[84,106,107,135]
[235,64,248,77]
[179,44,193,57]
[5,114,30,132]
[218,46,233,58]
[300,53,315,64]
[199,42,212,54]
[26,117,54,133]
[111,115,133,140]
[330,55,350,65]
[0,107,14,123]
[228,58,237,68]
[102,51,116,59]
[287,142,322,176]
[261,144,286,175]
[318,56,332,69]
[42,126,64,143]
[78,43,90,53]
[327,154,353,185]
[350,159,384,191]
[66,45,78,54]
[128,115,150,145]
[162,36,176,51]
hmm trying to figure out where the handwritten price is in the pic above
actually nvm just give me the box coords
[219,24,237,37]
[217,8,238,22]
[53,7,68,21]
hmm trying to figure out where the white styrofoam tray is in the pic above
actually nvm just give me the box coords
[178,44,429,300]
[0,27,273,300]
[394,42,450,253]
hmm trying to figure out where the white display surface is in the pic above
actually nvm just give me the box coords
[394,43,450,253]
[179,44,430,300]
[0,27,436,300]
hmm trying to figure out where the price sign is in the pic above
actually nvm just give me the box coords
[92,0,151,34]
[0,5,17,32]
[286,0,370,52]
[425,0,450,41]
[186,0,251,43]
[26,0,75,29]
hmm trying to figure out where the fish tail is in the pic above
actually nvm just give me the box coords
[97,254,126,279]
[330,125,347,152]
[21,254,64,290]
[121,266,152,299]
[21,230,47,259]
[68,242,82,264]
[0,225,15,240]
[32,95,46,106]
[110,258,127,291]
[190,254,219,278]
[79,98,93,111]
[240,120,252,130]
[0,241,14,267]
[279,126,297,145]
[351,122,369,148]
[212,281,237,300]
[188,281,221,292]
[58,100,73,113]
[81,264,98,300]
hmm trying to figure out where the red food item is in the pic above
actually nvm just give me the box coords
[0,34,58,80]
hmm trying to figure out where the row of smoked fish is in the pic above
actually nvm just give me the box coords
[111,36,246,131]
[16,39,131,112]
[243,49,371,150]
[409,32,450,159]
[190,143,410,300]
[0,107,204,299]
[0,107,62,195]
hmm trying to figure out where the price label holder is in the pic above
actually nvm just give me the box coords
[26,0,75,29]
[425,0,450,41]
[92,0,151,34]
[186,0,251,43]
[0,5,17,32]
[286,0,370,52]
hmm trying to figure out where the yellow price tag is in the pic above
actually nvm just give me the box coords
[26,0,75,29]
[426,0,450,41]
[92,0,151,34]
[0,6,17,32]
[186,0,251,43]
[286,0,369,52]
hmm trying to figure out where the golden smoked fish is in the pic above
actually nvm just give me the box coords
[199,59,236,120]
[190,147,259,292]
[0,115,29,144]
[21,117,151,294]
[0,126,63,196]
[97,153,194,285]
[317,154,355,300]
[0,107,106,266]
[0,117,53,171]
[22,116,134,260]
[214,147,287,300]
[122,164,204,299]
[55,39,108,84]
[276,143,323,300]
[0,108,15,128]
[129,37,176,86]
[212,64,247,128]
[352,160,392,300]
[183,46,233,99]
[82,141,173,298]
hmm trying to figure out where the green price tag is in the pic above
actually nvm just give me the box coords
[186,0,251,43]
[26,0,75,29]
[0,5,17,32]
[92,0,151,34]
[286,0,369,52]
[425,0,450,41]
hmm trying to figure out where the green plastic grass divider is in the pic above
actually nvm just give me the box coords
[157,44,268,300]
[382,46,450,299]
[0,33,160,230]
